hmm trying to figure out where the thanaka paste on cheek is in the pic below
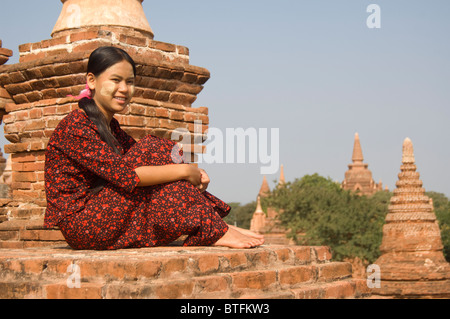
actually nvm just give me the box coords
[130,85,135,97]
[100,81,116,97]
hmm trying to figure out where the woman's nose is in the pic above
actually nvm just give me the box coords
[118,81,128,92]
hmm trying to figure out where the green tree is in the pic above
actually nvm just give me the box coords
[267,174,390,263]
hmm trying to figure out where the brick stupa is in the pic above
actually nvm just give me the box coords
[342,133,383,196]
[0,0,211,246]
[250,166,294,245]
[373,138,450,298]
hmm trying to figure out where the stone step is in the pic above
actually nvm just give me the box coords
[0,245,333,281]
[0,271,369,299]
[0,264,361,299]
[0,245,371,299]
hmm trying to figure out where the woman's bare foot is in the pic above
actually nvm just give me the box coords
[228,225,265,241]
[213,227,264,249]
[228,225,264,245]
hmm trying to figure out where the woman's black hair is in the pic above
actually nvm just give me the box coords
[79,46,137,193]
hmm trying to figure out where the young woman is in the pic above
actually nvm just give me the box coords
[44,46,264,250]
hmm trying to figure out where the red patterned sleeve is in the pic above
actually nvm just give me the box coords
[54,119,141,193]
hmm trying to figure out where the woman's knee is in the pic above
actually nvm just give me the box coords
[124,135,182,167]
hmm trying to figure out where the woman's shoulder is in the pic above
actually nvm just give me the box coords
[50,109,95,139]
[67,108,88,121]
[57,109,92,128]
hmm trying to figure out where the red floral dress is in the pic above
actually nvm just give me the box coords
[44,109,230,250]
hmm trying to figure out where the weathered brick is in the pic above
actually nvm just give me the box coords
[231,270,277,290]
[317,262,353,282]
[154,280,194,299]
[12,172,37,183]
[196,254,220,274]
[77,259,160,281]
[8,71,27,83]
[18,43,32,53]
[120,34,147,47]
[181,72,198,84]
[0,282,43,299]
[12,190,41,200]
[279,266,316,286]
[20,51,47,63]
[159,257,189,278]
[125,115,146,127]
[176,45,189,56]
[25,91,43,102]
[291,246,312,264]
[151,41,176,53]
[5,143,29,154]
[29,108,43,119]
[194,275,229,294]
[0,230,19,241]
[322,281,356,299]
[45,283,103,299]
[20,229,64,242]
[169,110,184,121]
[72,41,107,54]
[24,119,46,131]
[41,89,58,99]
[70,30,99,43]
[22,162,45,172]
[292,285,324,299]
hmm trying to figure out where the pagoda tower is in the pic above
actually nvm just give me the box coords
[373,138,450,298]
[258,176,270,198]
[342,133,383,196]
[249,166,293,244]
[249,196,266,233]
[278,164,286,187]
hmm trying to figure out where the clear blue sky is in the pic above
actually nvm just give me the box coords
[1,0,449,204]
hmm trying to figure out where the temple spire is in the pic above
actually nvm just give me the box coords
[352,132,364,163]
[402,137,415,164]
[250,196,266,234]
[278,165,285,187]
[259,176,270,197]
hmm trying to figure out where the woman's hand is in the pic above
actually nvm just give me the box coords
[196,169,210,193]
[183,165,210,192]
[183,164,203,187]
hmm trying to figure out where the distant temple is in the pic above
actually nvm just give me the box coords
[341,133,384,196]
[250,165,294,245]
[250,133,387,244]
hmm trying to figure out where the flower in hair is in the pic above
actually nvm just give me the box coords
[68,83,92,100]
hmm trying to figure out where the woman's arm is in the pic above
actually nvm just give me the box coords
[135,164,202,187]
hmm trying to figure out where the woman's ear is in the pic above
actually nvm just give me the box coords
[86,73,96,92]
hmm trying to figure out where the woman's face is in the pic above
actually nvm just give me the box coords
[87,60,135,121]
